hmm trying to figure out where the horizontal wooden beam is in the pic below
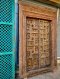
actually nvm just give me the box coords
[50,0,60,4]
[36,0,60,8]
[19,0,60,8]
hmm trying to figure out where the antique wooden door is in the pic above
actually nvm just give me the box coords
[19,1,57,78]
[26,18,51,71]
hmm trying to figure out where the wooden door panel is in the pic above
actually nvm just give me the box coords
[26,17,51,71]
[39,20,51,68]
[26,18,39,71]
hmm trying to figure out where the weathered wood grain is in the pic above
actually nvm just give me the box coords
[19,1,57,78]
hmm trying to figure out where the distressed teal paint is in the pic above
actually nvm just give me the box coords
[0,0,15,79]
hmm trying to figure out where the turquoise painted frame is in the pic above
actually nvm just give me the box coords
[0,0,15,79]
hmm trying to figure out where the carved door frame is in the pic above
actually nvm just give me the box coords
[19,1,57,78]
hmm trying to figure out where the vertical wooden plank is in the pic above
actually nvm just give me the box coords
[19,4,23,78]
